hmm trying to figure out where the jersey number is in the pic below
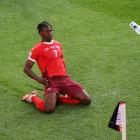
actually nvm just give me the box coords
[53,50,58,57]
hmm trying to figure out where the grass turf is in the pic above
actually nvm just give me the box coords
[0,0,140,139]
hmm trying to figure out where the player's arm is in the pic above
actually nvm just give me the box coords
[23,59,48,86]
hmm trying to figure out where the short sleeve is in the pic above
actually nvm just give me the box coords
[28,47,38,62]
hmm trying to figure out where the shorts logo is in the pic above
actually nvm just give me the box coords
[47,87,52,92]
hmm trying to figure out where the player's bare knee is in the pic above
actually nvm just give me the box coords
[84,97,91,105]
[83,95,91,105]
[44,102,56,113]
[45,107,55,113]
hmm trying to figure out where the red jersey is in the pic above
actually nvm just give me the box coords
[28,40,67,77]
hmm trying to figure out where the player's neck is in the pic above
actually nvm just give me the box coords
[42,38,53,43]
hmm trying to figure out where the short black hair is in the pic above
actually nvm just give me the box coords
[37,21,52,33]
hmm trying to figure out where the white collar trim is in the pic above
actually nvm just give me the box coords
[43,40,54,45]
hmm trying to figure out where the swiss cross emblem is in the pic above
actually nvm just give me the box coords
[56,45,59,49]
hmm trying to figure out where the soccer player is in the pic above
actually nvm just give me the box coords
[22,21,91,113]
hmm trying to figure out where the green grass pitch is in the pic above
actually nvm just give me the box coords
[0,0,140,139]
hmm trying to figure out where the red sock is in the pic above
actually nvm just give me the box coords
[32,96,45,112]
[58,96,81,104]
[31,95,81,111]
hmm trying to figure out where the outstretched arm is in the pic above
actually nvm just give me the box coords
[23,59,48,86]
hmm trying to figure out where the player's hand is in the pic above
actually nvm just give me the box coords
[36,77,48,86]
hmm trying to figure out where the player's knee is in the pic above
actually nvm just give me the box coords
[44,102,56,113]
[84,97,91,105]
[83,95,91,105]
[45,107,55,113]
